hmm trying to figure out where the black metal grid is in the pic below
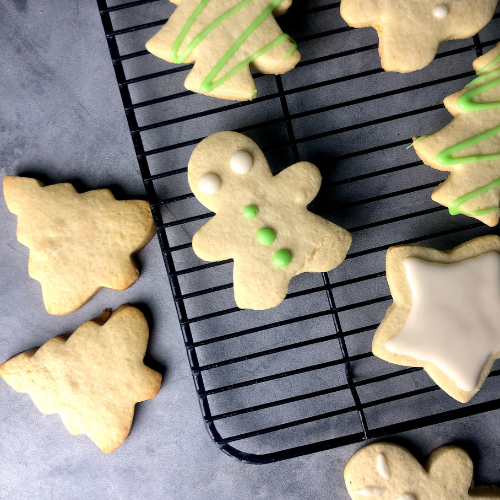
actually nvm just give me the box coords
[97,0,500,464]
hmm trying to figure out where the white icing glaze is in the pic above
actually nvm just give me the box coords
[397,495,416,500]
[230,151,253,174]
[376,453,391,479]
[353,487,384,497]
[385,253,500,392]
[433,5,449,18]
[198,173,221,194]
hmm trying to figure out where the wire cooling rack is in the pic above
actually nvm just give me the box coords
[97,0,500,464]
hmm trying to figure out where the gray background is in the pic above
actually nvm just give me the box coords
[0,0,499,499]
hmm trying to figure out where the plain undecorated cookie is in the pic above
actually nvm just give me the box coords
[146,0,300,101]
[3,176,155,315]
[340,0,498,73]
[373,235,500,403]
[345,442,500,500]
[414,44,500,227]
[0,306,162,453]
[188,131,352,310]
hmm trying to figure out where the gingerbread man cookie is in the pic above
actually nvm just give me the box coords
[188,131,352,310]
[0,306,162,453]
[373,235,500,403]
[345,442,500,499]
[414,44,500,227]
[146,0,300,101]
[340,0,498,73]
[3,176,155,315]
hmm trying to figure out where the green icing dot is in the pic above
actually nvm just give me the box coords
[273,249,291,267]
[243,205,258,218]
[257,228,276,246]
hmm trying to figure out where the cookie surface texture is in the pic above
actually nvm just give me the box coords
[373,235,500,403]
[188,131,352,310]
[145,0,300,101]
[3,176,155,315]
[340,0,498,73]
[414,44,500,226]
[0,306,162,453]
[345,442,500,500]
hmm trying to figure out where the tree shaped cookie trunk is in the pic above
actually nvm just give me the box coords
[146,0,300,101]
[414,43,500,227]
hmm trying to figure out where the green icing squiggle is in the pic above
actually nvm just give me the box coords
[435,52,500,216]
[436,125,500,166]
[478,55,500,75]
[457,70,500,112]
[449,177,500,216]
[170,0,297,95]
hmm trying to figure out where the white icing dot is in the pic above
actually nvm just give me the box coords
[433,5,448,18]
[230,151,253,174]
[353,487,384,497]
[198,173,220,194]
[398,495,416,500]
[376,453,391,480]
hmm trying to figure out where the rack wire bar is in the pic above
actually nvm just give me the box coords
[97,0,500,464]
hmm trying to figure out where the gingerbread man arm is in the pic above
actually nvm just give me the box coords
[300,214,352,273]
[272,161,322,206]
[426,447,474,495]
[192,216,234,262]
[272,162,352,273]
[339,0,380,27]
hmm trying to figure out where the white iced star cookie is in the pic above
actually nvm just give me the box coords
[345,442,500,500]
[373,235,500,403]
[188,131,352,310]
[340,0,498,73]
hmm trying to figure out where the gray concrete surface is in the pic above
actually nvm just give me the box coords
[0,1,499,499]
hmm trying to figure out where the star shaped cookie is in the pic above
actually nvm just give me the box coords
[340,0,498,73]
[345,442,500,500]
[3,176,155,315]
[0,306,162,453]
[373,235,500,403]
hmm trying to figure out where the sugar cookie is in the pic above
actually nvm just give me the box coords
[340,0,498,73]
[414,44,500,226]
[188,131,352,310]
[3,176,155,315]
[373,235,500,403]
[145,0,300,101]
[0,306,162,453]
[345,442,500,500]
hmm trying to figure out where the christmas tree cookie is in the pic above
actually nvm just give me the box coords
[414,44,500,226]
[145,0,300,101]
[373,235,500,403]
[188,131,352,310]
[3,176,155,315]
[340,0,498,73]
[0,306,162,453]
[345,442,500,500]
